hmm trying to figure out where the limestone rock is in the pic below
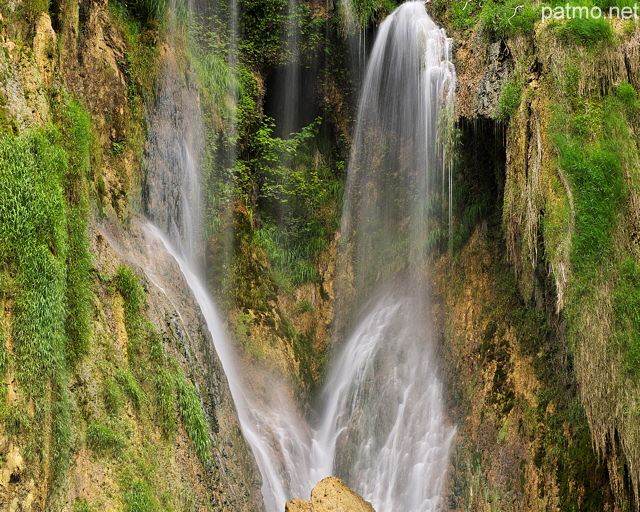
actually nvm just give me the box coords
[284,477,376,512]
[32,13,56,88]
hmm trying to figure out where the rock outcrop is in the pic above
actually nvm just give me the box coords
[285,477,376,512]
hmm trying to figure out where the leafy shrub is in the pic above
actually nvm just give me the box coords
[245,117,339,288]
[481,0,539,39]
[238,0,288,66]
[498,75,523,119]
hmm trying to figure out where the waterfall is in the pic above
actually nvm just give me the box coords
[311,3,457,511]
[144,2,456,511]
[143,5,315,512]
[145,223,314,512]
[143,44,204,266]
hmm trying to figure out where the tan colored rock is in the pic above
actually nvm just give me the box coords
[32,13,57,88]
[0,445,23,488]
[285,477,376,512]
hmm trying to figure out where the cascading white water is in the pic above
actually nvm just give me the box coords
[311,285,455,511]
[144,52,204,266]
[145,2,456,512]
[143,5,315,511]
[145,223,314,512]
[310,3,457,511]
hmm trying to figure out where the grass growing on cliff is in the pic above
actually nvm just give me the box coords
[430,0,539,37]
[115,265,213,463]
[59,99,93,365]
[116,265,147,351]
[0,127,68,396]
[552,81,640,374]
[499,74,524,119]
[154,368,178,439]
[176,376,212,465]
[350,0,398,26]
[86,422,126,455]
[558,15,613,45]
[0,122,81,490]
[481,0,539,39]
[613,258,640,370]
[125,480,159,512]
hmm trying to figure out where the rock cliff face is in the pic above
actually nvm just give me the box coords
[0,1,262,510]
[431,6,640,511]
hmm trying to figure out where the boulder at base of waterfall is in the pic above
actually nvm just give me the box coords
[284,477,376,512]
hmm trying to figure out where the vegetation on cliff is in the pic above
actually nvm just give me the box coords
[430,0,640,508]
[5,0,640,509]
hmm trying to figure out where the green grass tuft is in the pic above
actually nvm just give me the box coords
[60,99,93,365]
[176,376,211,465]
[499,75,524,119]
[116,369,146,410]
[154,369,177,439]
[125,480,159,512]
[481,0,539,39]
[558,15,613,45]
[613,258,640,371]
[73,499,98,512]
[86,422,125,455]
[0,128,68,396]
[104,377,125,416]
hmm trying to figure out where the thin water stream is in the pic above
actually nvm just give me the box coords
[144,2,456,511]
